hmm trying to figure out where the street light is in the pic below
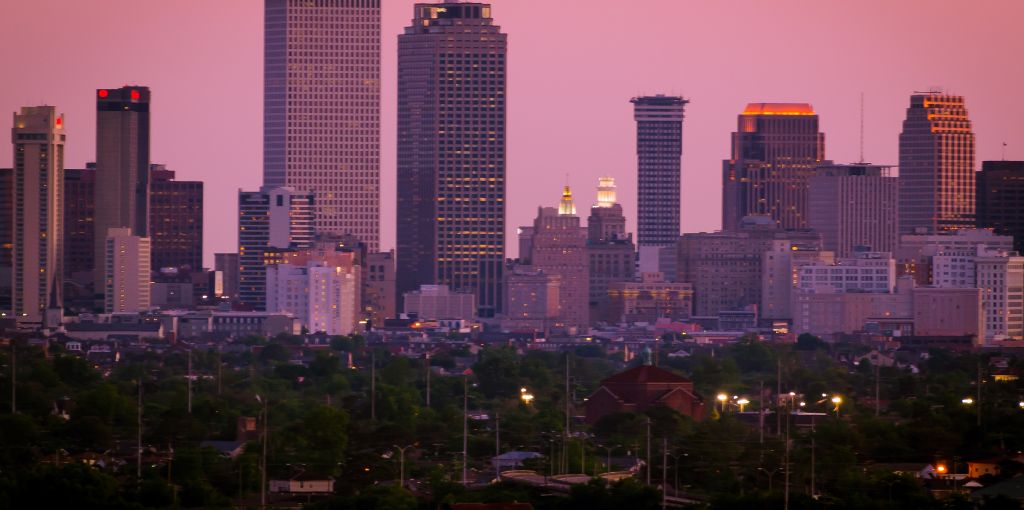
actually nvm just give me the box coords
[255,395,268,510]
[831,396,842,417]
[1018,401,1024,409]
[716,393,728,413]
[393,444,414,490]
[520,387,534,405]
[737,398,750,412]
[961,397,975,405]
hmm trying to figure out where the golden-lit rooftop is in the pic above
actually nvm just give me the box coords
[742,103,815,116]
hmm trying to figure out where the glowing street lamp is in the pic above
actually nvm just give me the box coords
[737,398,750,412]
[1018,401,1024,409]
[520,387,534,405]
[717,393,728,412]
[961,397,974,405]
[831,395,842,417]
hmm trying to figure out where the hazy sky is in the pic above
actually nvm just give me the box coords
[2,0,1023,266]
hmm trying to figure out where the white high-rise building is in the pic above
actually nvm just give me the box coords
[796,251,896,294]
[11,106,65,321]
[266,261,360,336]
[105,228,151,313]
[263,0,380,249]
[930,245,1023,342]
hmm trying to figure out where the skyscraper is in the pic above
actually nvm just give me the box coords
[237,187,315,310]
[898,93,975,234]
[94,86,150,290]
[522,188,589,331]
[214,252,240,300]
[586,177,635,324]
[722,103,825,231]
[12,106,65,321]
[64,165,96,281]
[396,2,507,317]
[150,164,203,272]
[264,0,380,249]
[632,95,686,246]
[808,163,899,257]
[976,160,1024,253]
[0,168,11,312]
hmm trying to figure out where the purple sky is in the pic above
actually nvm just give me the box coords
[2,1,1023,266]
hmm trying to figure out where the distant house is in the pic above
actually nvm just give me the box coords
[269,472,334,494]
[968,458,1003,479]
[585,362,706,423]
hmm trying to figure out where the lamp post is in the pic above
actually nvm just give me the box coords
[394,444,414,490]
[256,395,268,510]
[716,393,728,413]
[831,396,842,418]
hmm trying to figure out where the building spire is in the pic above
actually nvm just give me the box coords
[596,176,617,208]
[559,185,576,216]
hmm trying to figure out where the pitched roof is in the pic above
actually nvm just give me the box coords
[602,364,691,385]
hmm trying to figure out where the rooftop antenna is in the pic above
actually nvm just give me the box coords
[1003,142,1008,161]
[858,92,865,164]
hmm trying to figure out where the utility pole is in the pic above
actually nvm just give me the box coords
[137,379,143,481]
[260,397,268,510]
[370,350,376,421]
[810,420,816,498]
[462,375,468,486]
[646,417,652,485]
[776,359,782,436]
[217,347,222,396]
[875,363,880,417]
[784,397,790,510]
[425,352,431,408]
[187,349,193,415]
[758,380,764,445]
[661,437,668,510]
[495,411,500,480]
[564,354,571,474]
[10,341,15,414]
[976,363,982,427]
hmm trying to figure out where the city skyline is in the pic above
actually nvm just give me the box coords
[2,1,1023,265]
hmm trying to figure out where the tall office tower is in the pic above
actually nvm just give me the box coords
[397,2,507,318]
[11,106,65,322]
[94,86,150,291]
[722,103,825,231]
[898,93,975,234]
[0,168,11,312]
[64,165,96,282]
[632,95,686,246]
[677,215,822,317]
[104,228,151,313]
[237,187,315,310]
[523,188,589,331]
[977,160,1024,253]
[214,253,240,300]
[808,163,899,257]
[586,177,635,324]
[150,164,203,272]
[263,0,380,249]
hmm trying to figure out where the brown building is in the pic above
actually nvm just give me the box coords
[587,177,635,324]
[607,273,692,325]
[363,250,396,327]
[521,188,589,332]
[150,164,203,273]
[585,363,705,424]
[898,93,975,234]
[502,264,560,333]
[722,103,826,231]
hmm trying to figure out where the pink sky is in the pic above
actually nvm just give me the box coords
[2,1,1023,266]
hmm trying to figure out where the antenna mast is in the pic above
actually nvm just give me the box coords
[859,92,865,163]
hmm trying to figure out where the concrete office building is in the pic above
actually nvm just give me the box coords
[264,0,380,248]
[403,284,476,321]
[150,165,203,272]
[396,2,507,318]
[502,265,560,333]
[104,228,151,313]
[521,188,589,332]
[896,229,1013,285]
[11,106,65,321]
[237,187,315,310]
[761,243,834,321]
[677,215,822,317]
[898,93,975,234]
[0,168,11,312]
[976,160,1024,253]
[214,253,239,300]
[363,250,395,326]
[607,273,693,325]
[796,251,897,294]
[266,248,361,336]
[808,163,898,257]
[722,103,825,231]
[94,86,150,290]
[586,177,635,324]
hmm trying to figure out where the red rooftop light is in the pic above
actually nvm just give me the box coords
[98,89,108,98]
[130,89,141,100]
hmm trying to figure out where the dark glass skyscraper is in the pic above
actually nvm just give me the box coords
[94,86,150,290]
[397,2,507,318]
[898,93,975,234]
[632,95,686,247]
[150,165,203,272]
[64,165,96,279]
[264,0,380,250]
[722,103,825,231]
[237,187,315,310]
[977,160,1024,253]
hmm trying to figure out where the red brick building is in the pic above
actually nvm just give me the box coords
[585,364,706,423]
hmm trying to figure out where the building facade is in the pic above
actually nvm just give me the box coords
[396,2,507,318]
[12,106,65,321]
[808,163,898,257]
[722,103,825,231]
[502,265,560,333]
[587,178,635,324]
[898,93,975,234]
[214,253,239,300]
[632,96,686,248]
[522,188,589,331]
[266,254,360,336]
[403,284,476,321]
[363,250,395,327]
[264,0,380,248]
[0,168,11,312]
[150,165,203,272]
[237,187,315,310]
[976,160,1024,253]
[94,86,150,290]
[607,273,693,325]
[104,228,151,313]
[64,165,96,282]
